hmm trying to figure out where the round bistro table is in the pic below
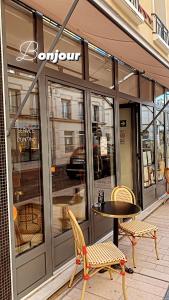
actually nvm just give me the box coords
[92,200,140,273]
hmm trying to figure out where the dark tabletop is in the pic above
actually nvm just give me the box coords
[92,201,140,218]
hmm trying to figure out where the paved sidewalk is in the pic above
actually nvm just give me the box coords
[50,201,169,300]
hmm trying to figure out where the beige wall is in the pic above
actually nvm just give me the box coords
[120,108,133,189]
[140,0,152,15]
[166,0,169,28]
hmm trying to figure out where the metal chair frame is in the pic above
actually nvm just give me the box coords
[111,185,159,268]
[67,208,127,300]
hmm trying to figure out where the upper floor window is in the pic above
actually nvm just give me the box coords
[64,131,74,153]
[30,93,39,116]
[61,100,71,119]
[93,105,100,122]
[8,88,21,114]
[79,102,84,120]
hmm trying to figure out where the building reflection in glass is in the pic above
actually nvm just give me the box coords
[91,94,115,203]
[48,83,87,236]
[8,68,44,256]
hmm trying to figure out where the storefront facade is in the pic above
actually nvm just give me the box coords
[0,0,169,299]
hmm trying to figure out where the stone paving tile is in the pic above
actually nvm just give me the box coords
[139,268,169,282]
[122,287,163,300]
[50,202,169,300]
[58,288,110,300]
[76,274,123,300]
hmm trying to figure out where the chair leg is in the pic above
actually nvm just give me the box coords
[68,264,78,288]
[154,231,159,260]
[131,237,136,268]
[121,265,127,300]
[108,269,113,280]
[80,279,87,300]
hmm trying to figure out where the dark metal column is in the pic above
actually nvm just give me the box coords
[0,35,12,300]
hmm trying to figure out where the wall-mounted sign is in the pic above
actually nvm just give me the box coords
[120,120,127,127]
[120,130,126,144]
[100,136,107,156]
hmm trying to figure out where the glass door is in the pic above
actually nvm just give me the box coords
[91,93,115,241]
[48,82,89,269]
[141,105,156,208]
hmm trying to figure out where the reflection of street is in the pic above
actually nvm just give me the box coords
[52,172,82,192]
[13,164,84,203]
[52,170,86,236]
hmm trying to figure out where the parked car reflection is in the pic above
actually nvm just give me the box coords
[66,145,113,180]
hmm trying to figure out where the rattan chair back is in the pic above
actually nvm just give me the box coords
[111,185,136,204]
[67,208,86,257]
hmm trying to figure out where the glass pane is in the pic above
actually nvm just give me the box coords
[155,83,165,109]
[88,44,113,88]
[44,20,82,78]
[8,68,44,256]
[118,62,138,97]
[91,94,115,203]
[140,76,153,102]
[156,112,165,181]
[48,83,87,236]
[141,106,155,188]
[5,2,34,58]
[155,84,165,180]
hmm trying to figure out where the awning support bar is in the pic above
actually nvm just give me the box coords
[141,99,169,135]
[7,0,79,136]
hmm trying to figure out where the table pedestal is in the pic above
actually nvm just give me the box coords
[113,219,134,274]
[113,218,119,246]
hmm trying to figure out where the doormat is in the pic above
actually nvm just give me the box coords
[164,285,169,299]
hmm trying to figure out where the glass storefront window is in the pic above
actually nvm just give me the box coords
[48,83,87,237]
[155,83,165,109]
[5,2,34,58]
[91,94,115,202]
[155,84,165,181]
[88,44,113,88]
[8,68,44,256]
[156,112,165,181]
[142,106,155,188]
[118,61,138,97]
[43,19,82,78]
[140,76,153,102]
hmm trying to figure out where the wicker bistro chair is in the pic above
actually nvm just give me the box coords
[111,186,159,268]
[67,208,127,300]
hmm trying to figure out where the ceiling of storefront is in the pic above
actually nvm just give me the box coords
[21,0,169,89]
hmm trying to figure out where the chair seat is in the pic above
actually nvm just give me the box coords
[120,220,158,236]
[87,241,126,266]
